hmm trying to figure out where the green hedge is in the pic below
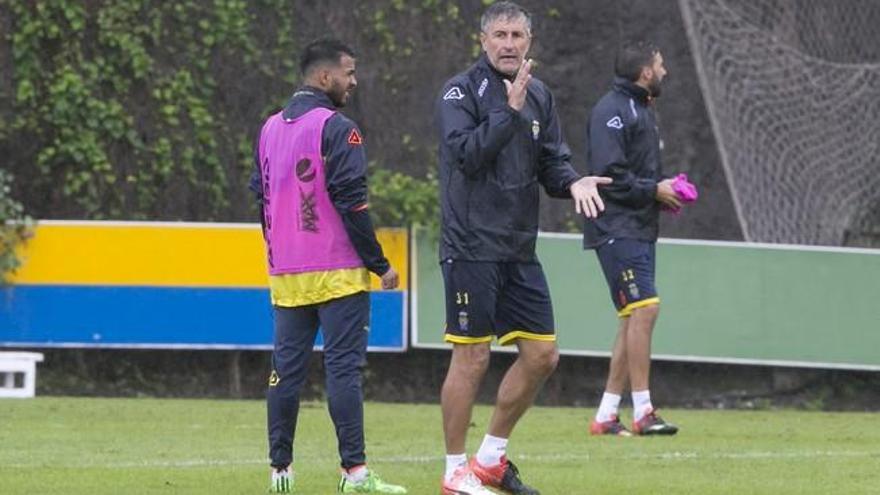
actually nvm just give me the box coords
[2,0,298,221]
[0,1,440,224]
[0,169,32,283]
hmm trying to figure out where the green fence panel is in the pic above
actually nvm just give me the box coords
[412,229,880,370]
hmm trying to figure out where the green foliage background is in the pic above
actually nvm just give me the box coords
[0,0,442,222]
[2,0,296,221]
[0,169,32,283]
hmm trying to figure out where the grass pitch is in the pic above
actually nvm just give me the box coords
[0,397,878,494]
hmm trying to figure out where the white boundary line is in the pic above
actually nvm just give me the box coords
[538,231,880,255]
[7,449,877,470]
[31,219,262,229]
[0,342,407,353]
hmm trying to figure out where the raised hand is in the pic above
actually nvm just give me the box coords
[503,59,533,111]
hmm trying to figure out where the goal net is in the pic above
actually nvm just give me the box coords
[679,0,880,246]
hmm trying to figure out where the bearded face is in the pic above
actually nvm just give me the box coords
[645,52,667,98]
[648,71,663,98]
[325,54,357,108]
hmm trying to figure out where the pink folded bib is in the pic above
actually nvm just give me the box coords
[662,173,698,214]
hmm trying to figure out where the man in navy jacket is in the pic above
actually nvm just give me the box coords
[435,3,611,494]
[584,40,682,438]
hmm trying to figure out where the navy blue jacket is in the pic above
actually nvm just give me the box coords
[583,77,664,248]
[249,87,390,275]
[436,54,580,262]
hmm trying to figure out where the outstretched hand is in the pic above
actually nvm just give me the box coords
[570,176,613,218]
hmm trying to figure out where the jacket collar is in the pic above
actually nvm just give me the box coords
[477,52,516,82]
[613,77,651,104]
[281,86,336,120]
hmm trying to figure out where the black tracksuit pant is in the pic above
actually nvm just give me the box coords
[267,291,369,469]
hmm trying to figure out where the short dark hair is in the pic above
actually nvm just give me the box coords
[615,40,660,82]
[481,1,532,34]
[299,38,355,76]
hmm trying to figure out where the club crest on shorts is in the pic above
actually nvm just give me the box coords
[628,283,640,300]
[268,370,280,387]
[531,119,540,140]
[458,310,469,333]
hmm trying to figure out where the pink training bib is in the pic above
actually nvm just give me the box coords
[258,107,363,275]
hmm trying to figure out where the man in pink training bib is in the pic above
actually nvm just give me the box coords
[250,38,406,494]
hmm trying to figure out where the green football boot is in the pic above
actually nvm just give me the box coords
[337,470,407,493]
[269,466,293,493]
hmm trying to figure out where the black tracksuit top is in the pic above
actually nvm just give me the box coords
[436,54,580,262]
[583,77,665,249]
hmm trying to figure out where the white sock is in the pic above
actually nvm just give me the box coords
[475,434,508,467]
[343,464,368,483]
[444,453,468,481]
[632,390,653,421]
[272,465,292,476]
[595,392,622,422]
